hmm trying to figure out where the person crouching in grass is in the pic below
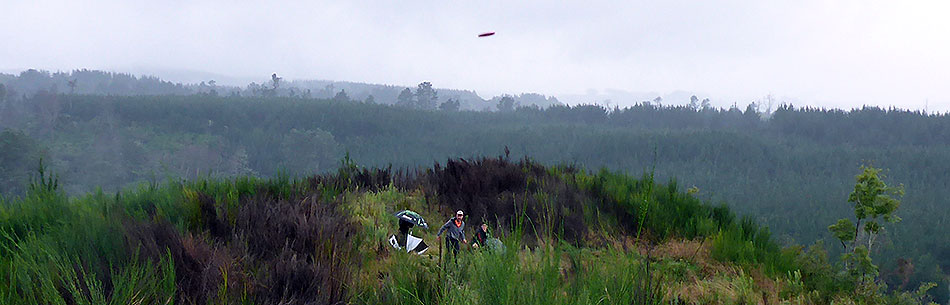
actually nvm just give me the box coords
[472,223,489,249]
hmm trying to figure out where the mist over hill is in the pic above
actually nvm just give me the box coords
[1,68,807,112]
[0,69,565,111]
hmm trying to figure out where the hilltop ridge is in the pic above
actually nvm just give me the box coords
[0,156,935,304]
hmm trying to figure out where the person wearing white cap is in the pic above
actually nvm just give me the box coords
[436,210,468,258]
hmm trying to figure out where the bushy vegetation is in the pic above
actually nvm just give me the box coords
[572,168,797,275]
[0,157,939,304]
[1,165,362,304]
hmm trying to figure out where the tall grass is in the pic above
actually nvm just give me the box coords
[1,231,176,305]
[0,156,876,305]
[0,169,176,305]
[571,168,798,274]
[709,217,797,274]
[0,160,368,304]
[362,231,673,305]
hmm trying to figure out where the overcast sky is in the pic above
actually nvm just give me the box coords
[2,0,949,111]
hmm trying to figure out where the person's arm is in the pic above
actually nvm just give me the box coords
[436,220,451,237]
[472,230,483,247]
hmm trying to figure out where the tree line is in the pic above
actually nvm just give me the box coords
[0,69,563,111]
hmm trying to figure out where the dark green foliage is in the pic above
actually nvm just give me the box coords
[440,98,461,111]
[2,91,949,301]
[828,165,905,288]
[333,89,350,102]
[794,242,854,303]
[0,130,44,197]
[278,128,341,176]
[414,81,438,110]
[496,95,516,112]
[709,218,796,274]
[396,87,414,107]
[578,169,721,240]
[573,168,797,274]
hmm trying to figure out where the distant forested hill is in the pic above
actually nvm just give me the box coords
[0,91,948,300]
[0,69,561,111]
[0,69,194,96]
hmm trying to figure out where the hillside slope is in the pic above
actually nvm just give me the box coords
[0,157,936,304]
[3,94,950,302]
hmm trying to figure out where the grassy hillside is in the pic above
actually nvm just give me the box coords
[0,157,937,304]
[3,93,950,294]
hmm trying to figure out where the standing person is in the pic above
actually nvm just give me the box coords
[436,210,467,259]
[472,223,489,249]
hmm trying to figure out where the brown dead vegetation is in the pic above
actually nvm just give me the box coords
[421,157,589,246]
[124,181,361,304]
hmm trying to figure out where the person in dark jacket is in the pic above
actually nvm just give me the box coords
[472,223,489,249]
[436,210,467,257]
